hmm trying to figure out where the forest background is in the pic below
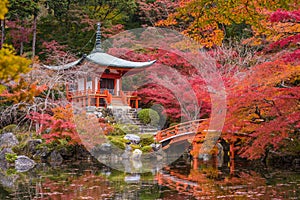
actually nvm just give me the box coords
[0,0,299,161]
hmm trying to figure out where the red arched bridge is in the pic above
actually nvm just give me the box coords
[155,119,236,173]
[155,119,209,149]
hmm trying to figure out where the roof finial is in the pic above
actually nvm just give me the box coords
[94,22,103,52]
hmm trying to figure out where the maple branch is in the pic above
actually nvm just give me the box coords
[263,98,282,116]
[279,80,290,88]
[254,105,265,121]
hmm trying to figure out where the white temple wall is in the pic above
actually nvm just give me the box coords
[78,78,85,91]
[86,80,92,90]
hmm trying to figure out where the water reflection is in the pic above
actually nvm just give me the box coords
[0,157,299,199]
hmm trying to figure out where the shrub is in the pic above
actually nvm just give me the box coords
[139,134,154,146]
[110,138,125,150]
[141,145,152,153]
[138,109,160,126]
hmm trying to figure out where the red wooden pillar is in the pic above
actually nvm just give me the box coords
[135,99,138,108]
[96,97,99,107]
[114,79,117,95]
[83,96,86,107]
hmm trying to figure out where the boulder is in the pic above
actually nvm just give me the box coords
[15,155,36,172]
[150,143,161,151]
[100,143,112,152]
[0,132,19,148]
[124,134,140,144]
[48,150,63,166]
[26,139,42,155]
[131,149,142,160]
[59,147,73,158]
[0,148,13,170]
[34,146,50,159]
[0,172,18,189]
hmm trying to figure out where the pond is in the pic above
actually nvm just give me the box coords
[1,155,299,200]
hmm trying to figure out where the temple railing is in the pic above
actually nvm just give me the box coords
[123,90,136,96]
[68,89,107,97]
[66,89,140,107]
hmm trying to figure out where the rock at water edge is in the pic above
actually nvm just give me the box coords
[15,155,36,172]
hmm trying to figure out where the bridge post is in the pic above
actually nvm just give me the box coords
[192,157,198,170]
[174,125,178,135]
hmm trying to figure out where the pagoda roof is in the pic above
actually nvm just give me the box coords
[43,52,156,70]
[86,52,156,68]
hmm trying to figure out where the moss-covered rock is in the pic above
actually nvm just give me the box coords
[139,134,154,147]
[111,124,140,136]
[141,145,152,153]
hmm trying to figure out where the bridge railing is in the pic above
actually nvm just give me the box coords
[155,119,207,142]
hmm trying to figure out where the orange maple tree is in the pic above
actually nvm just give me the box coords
[223,9,300,159]
[155,0,298,47]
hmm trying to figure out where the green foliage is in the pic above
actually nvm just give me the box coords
[130,144,140,150]
[111,124,139,135]
[224,22,252,41]
[84,0,137,22]
[6,168,17,175]
[1,124,17,134]
[5,153,17,163]
[138,109,160,126]
[7,0,38,20]
[36,0,138,57]
[139,134,154,146]
[110,138,126,150]
[141,145,152,153]
[11,142,26,155]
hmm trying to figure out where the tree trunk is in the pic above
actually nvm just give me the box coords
[32,14,37,59]
[0,19,5,49]
[20,41,24,55]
